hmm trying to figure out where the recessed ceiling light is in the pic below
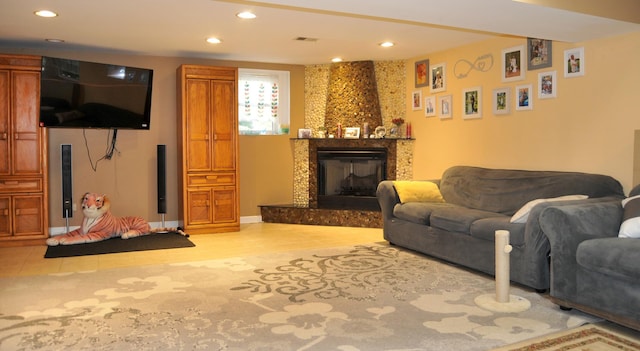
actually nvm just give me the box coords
[331,57,343,63]
[236,11,256,19]
[34,10,58,18]
[206,37,222,44]
[379,41,395,48]
[45,38,65,43]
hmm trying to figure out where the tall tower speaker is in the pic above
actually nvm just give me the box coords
[61,144,73,219]
[157,144,167,214]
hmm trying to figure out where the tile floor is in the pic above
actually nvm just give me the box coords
[0,223,384,277]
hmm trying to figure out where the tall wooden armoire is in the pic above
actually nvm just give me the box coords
[176,65,239,234]
[0,54,49,246]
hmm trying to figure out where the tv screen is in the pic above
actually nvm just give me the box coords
[39,56,153,130]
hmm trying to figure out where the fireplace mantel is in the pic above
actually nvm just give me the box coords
[292,138,414,208]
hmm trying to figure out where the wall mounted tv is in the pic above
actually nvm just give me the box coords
[39,56,153,130]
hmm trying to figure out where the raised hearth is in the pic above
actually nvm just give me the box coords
[260,138,413,228]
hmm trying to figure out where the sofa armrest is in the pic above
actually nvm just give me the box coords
[376,180,401,221]
[539,199,623,300]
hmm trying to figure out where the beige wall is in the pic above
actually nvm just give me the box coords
[0,48,303,229]
[2,29,639,230]
[405,31,640,193]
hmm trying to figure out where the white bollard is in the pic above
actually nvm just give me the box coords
[474,229,530,312]
[495,230,513,303]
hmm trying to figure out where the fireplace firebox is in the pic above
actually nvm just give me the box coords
[317,148,386,210]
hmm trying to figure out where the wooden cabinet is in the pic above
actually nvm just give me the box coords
[0,54,49,246]
[177,65,239,234]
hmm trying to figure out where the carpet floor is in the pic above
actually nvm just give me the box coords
[1,243,600,350]
[44,232,195,258]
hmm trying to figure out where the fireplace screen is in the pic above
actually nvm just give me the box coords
[317,148,386,210]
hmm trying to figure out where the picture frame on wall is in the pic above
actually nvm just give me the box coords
[424,96,436,117]
[492,87,510,115]
[538,71,557,99]
[502,45,525,82]
[462,87,482,119]
[412,90,423,110]
[515,84,533,111]
[415,59,429,88]
[438,94,452,119]
[527,38,552,70]
[430,63,446,93]
[564,47,585,78]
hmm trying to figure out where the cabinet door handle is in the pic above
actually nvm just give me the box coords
[0,133,6,140]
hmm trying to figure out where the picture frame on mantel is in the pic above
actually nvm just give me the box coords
[297,128,312,138]
[415,59,429,88]
[527,38,552,70]
[344,127,360,139]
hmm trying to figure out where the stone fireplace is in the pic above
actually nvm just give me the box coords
[259,60,410,228]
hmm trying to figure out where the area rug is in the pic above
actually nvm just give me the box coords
[44,231,195,258]
[492,324,640,350]
[1,244,598,350]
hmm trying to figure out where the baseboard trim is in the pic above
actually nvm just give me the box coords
[241,215,263,224]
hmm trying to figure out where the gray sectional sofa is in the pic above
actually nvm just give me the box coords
[376,165,624,291]
[540,185,640,330]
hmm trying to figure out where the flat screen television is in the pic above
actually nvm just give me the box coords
[39,56,153,130]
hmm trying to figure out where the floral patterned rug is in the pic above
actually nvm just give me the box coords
[0,244,598,350]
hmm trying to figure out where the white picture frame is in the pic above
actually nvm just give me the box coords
[501,45,525,82]
[412,90,423,110]
[438,94,452,119]
[462,86,482,119]
[424,96,436,117]
[430,63,446,93]
[564,47,585,78]
[515,84,533,111]
[538,70,557,99]
[492,87,511,115]
[297,128,312,138]
[343,127,360,139]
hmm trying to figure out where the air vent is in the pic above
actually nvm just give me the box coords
[294,37,318,42]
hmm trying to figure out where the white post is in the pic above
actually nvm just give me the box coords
[495,230,513,303]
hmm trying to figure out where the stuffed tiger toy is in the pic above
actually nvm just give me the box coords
[46,192,188,246]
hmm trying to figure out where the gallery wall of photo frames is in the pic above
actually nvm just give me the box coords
[412,38,585,121]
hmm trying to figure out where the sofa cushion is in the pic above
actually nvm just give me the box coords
[619,195,640,238]
[577,238,640,281]
[510,194,588,223]
[470,217,526,246]
[438,166,624,215]
[393,181,444,203]
[393,202,456,225]
[430,207,502,234]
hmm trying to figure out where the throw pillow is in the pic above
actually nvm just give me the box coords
[393,181,445,204]
[619,195,640,238]
[510,194,588,223]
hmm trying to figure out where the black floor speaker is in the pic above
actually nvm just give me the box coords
[157,144,167,214]
[61,144,73,218]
